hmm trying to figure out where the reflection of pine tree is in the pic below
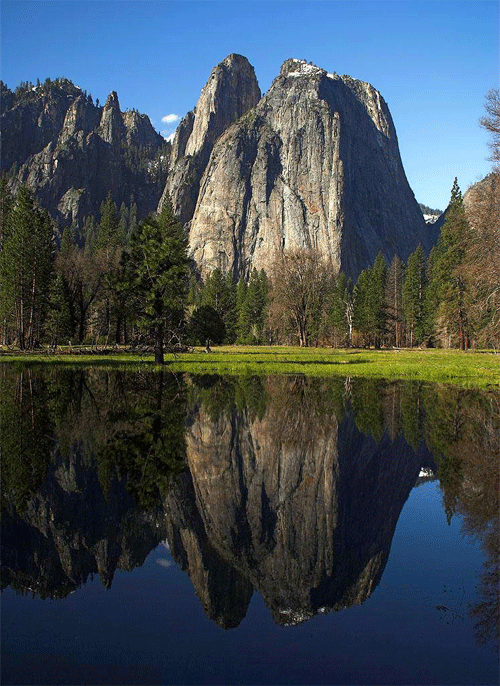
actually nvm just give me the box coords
[350,378,385,441]
[0,369,54,511]
[400,381,425,450]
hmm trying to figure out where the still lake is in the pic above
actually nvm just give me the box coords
[1,367,498,685]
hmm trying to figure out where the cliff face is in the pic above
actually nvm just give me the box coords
[1,80,168,228]
[159,54,261,224]
[184,58,436,280]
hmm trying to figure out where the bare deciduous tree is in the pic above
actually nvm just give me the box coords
[268,247,334,347]
[463,173,500,346]
[480,88,500,170]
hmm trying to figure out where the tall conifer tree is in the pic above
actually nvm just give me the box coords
[402,245,426,347]
[427,179,471,349]
[126,198,189,363]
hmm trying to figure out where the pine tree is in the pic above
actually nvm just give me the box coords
[223,270,238,343]
[353,254,388,347]
[118,202,129,241]
[45,271,73,345]
[95,194,124,343]
[0,173,13,251]
[126,198,189,363]
[330,272,353,347]
[402,245,426,347]
[370,253,388,348]
[239,269,269,344]
[199,268,238,343]
[353,266,372,345]
[385,255,404,347]
[427,179,471,349]
[0,187,54,348]
[236,277,249,342]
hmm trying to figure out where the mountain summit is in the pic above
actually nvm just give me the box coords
[184,57,436,280]
[159,53,261,224]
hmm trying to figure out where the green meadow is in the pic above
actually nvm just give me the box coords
[1,346,499,389]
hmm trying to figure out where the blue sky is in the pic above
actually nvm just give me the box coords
[2,0,498,210]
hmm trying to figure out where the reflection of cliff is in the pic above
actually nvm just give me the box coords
[165,378,431,627]
[1,447,166,598]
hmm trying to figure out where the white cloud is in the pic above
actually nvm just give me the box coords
[161,113,180,124]
[161,131,176,142]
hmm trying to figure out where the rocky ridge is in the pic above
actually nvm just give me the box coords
[1,79,168,228]
[3,56,440,277]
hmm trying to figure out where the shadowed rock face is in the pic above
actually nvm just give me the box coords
[1,81,168,227]
[186,58,437,280]
[159,54,261,224]
[164,379,428,627]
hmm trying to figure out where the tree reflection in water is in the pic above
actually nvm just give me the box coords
[0,367,497,645]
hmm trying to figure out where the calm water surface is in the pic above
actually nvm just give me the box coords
[1,368,498,685]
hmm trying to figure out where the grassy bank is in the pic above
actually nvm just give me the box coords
[1,346,499,389]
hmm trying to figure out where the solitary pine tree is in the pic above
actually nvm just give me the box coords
[127,198,189,364]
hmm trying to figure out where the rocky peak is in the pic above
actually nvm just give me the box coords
[184,53,261,157]
[99,91,124,144]
[159,53,261,222]
[122,109,164,148]
[59,93,100,144]
[279,58,327,79]
[104,90,121,110]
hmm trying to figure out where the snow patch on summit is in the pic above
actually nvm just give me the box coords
[288,59,324,77]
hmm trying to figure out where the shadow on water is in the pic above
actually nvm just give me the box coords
[1,366,498,646]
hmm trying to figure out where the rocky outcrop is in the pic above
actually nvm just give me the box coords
[463,172,499,226]
[186,58,437,280]
[158,54,261,223]
[1,79,168,228]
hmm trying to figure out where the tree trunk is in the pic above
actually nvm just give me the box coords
[155,322,164,364]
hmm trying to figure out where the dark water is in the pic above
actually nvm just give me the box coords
[1,368,498,685]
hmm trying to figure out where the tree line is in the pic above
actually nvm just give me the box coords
[0,171,498,355]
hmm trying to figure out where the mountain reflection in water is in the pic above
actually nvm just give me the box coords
[1,368,498,645]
